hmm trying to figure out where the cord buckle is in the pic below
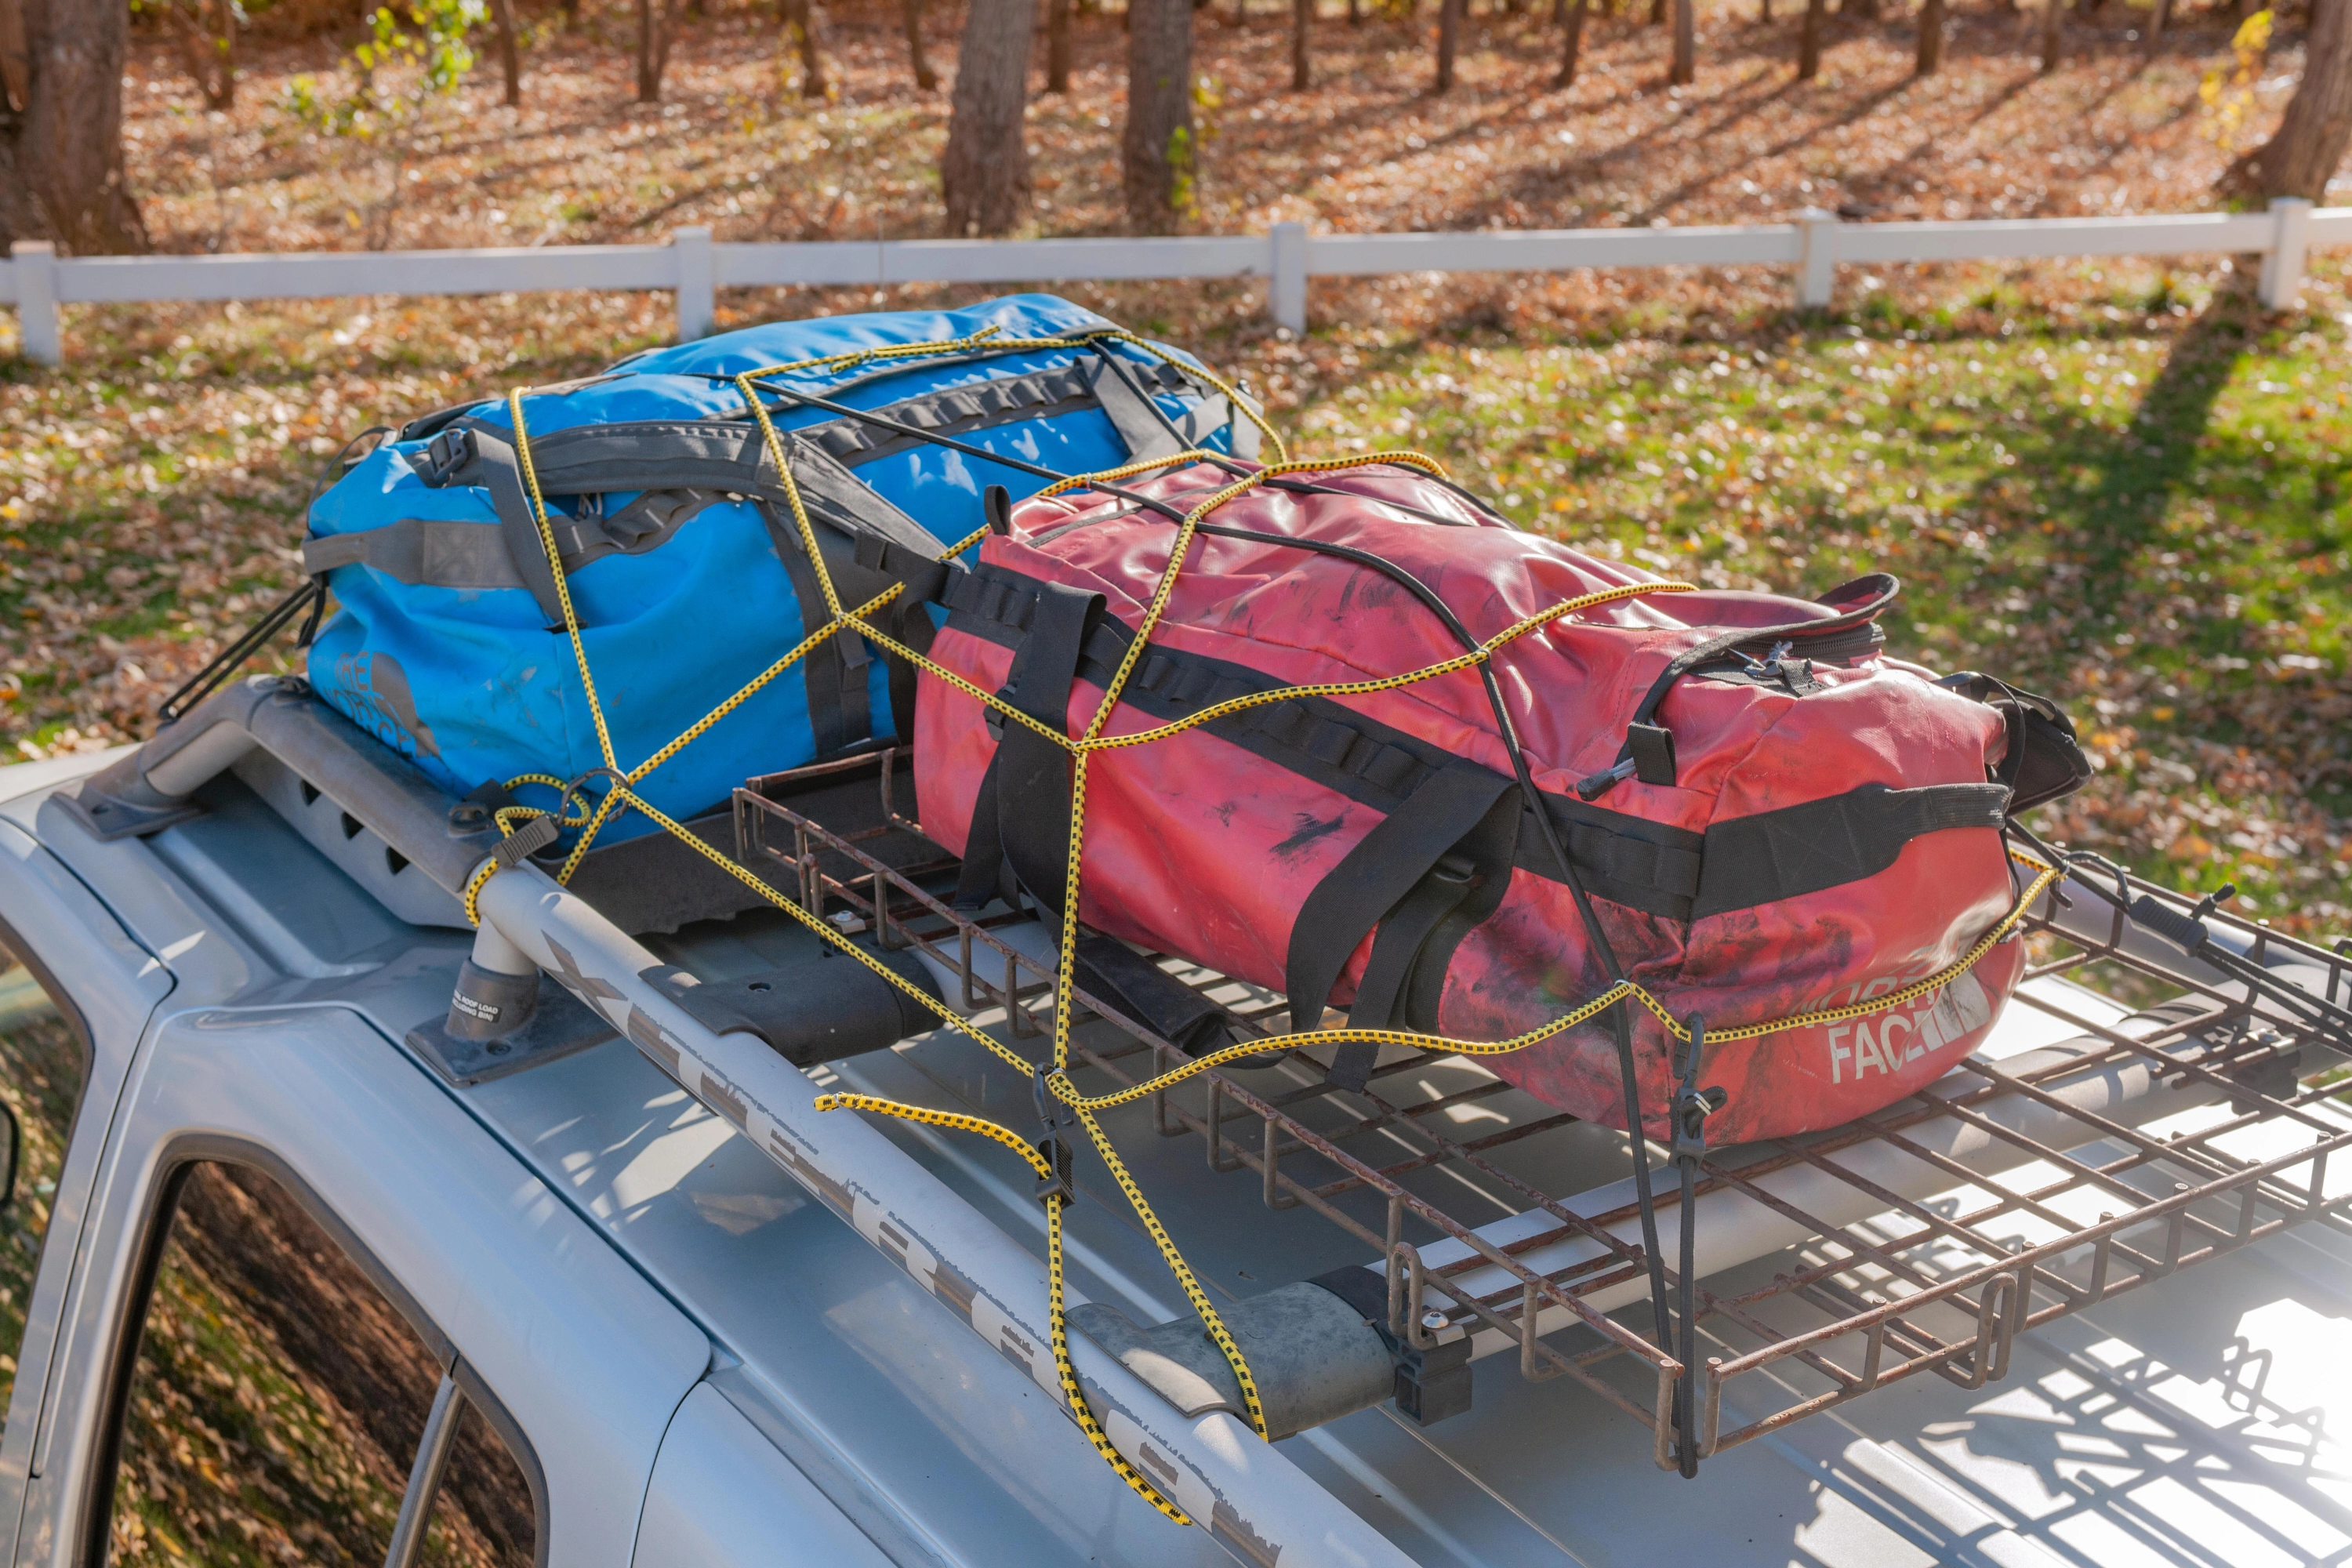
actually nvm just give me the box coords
[1033,1065,1076,1208]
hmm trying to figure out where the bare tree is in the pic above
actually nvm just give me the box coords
[942,0,1039,234]
[0,0,22,115]
[165,0,238,111]
[2039,0,2063,73]
[1915,0,1942,74]
[782,0,826,98]
[1123,0,1195,229]
[1046,0,1073,90]
[1555,0,1590,84]
[0,0,147,253]
[1435,0,1461,91]
[637,0,681,102]
[902,0,939,90]
[1292,0,1312,87]
[2223,0,2352,201]
[1670,0,1693,82]
[1797,0,1826,78]
[491,0,521,106]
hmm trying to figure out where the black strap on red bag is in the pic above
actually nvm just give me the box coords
[952,580,1240,1058]
[1281,762,1523,1091]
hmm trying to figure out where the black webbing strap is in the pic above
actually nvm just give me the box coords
[1083,347,1192,462]
[1072,933,1232,1057]
[779,434,966,566]
[301,488,736,592]
[1693,782,2010,919]
[794,358,1198,470]
[460,429,570,628]
[1397,786,1524,1033]
[994,581,1104,920]
[301,517,523,590]
[1283,763,1515,1041]
[430,417,775,499]
[764,504,869,757]
[1322,782,1524,1091]
[950,764,1006,912]
[947,583,1239,1058]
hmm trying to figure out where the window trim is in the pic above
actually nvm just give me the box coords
[77,1133,551,1568]
[0,907,100,1192]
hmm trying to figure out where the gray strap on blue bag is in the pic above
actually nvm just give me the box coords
[302,519,525,590]
[466,428,571,628]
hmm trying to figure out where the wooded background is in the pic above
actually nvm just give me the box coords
[2,0,2347,260]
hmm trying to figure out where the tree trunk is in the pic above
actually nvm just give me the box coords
[1670,0,1693,80]
[1047,0,1072,89]
[1555,0,1588,85]
[0,0,147,254]
[1915,0,1942,73]
[1649,0,1664,24]
[1846,0,1877,19]
[2140,0,2168,51]
[902,0,939,90]
[942,0,1038,234]
[1123,0,1195,230]
[637,0,660,100]
[1435,0,1461,91]
[167,0,236,110]
[492,0,521,106]
[1797,0,1826,78]
[1759,0,1770,22]
[2039,0,2063,73]
[206,0,236,111]
[1350,0,1362,21]
[1292,0,1312,86]
[2224,0,2352,200]
[0,0,24,115]
[783,0,826,97]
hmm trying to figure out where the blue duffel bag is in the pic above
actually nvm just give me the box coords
[301,293,1262,844]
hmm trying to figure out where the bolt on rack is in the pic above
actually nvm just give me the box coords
[731,754,2352,1471]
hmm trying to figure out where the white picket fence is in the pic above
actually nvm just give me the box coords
[5,199,2344,365]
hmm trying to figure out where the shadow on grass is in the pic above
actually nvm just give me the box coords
[1968,278,2262,626]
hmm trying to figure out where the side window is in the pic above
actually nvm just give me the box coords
[0,946,90,1412]
[101,1162,538,1567]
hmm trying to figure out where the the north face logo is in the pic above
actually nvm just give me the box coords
[325,652,441,760]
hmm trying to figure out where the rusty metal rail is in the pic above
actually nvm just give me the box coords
[731,757,2352,1472]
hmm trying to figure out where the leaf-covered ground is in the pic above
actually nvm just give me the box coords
[124,1,2307,252]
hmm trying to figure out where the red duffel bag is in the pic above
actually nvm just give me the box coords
[913,458,2087,1142]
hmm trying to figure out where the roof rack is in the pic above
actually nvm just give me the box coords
[734,753,2352,1471]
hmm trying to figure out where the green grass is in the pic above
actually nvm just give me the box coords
[8,260,2350,933]
[1278,270,2352,933]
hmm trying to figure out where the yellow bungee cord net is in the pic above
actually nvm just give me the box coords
[456,325,2065,1526]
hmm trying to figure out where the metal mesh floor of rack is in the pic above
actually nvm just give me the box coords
[724,751,2352,1499]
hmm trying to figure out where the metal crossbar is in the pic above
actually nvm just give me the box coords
[733,755,2352,1470]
